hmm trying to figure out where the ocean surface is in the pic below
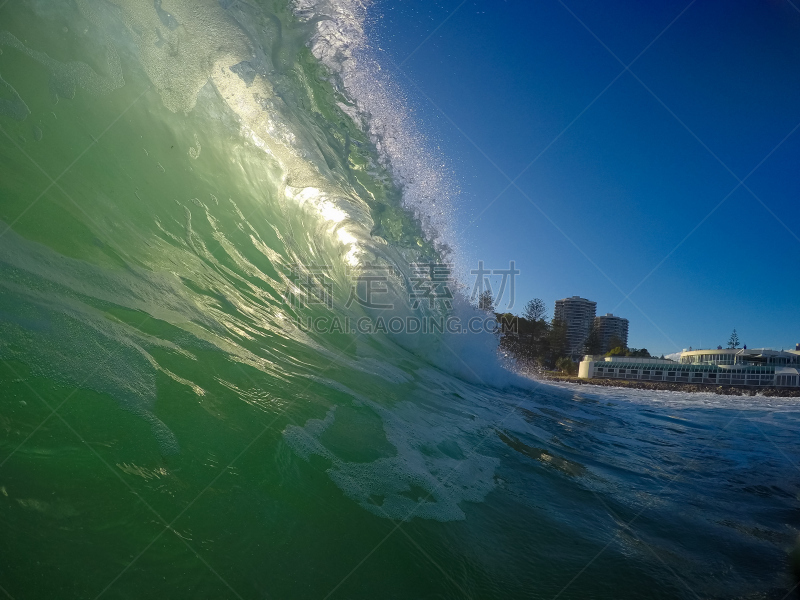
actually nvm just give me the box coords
[1,1,799,598]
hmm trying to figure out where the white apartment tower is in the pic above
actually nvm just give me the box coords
[594,313,629,353]
[554,296,597,357]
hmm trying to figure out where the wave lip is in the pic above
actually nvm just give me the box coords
[294,0,459,259]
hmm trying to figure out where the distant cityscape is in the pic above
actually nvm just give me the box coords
[496,293,642,375]
[500,294,800,390]
[544,295,800,390]
[553,295,629,358]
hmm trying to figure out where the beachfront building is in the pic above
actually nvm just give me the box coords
[680,348,800,367]
[594,313,629,353]
[554,296,596,358]
[579,347,800,388]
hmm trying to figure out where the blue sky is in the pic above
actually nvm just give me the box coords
[367,0,800,356]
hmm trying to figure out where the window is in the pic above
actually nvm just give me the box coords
[667,372,676,377]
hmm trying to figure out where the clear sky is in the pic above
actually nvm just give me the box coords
[367,0,800,357]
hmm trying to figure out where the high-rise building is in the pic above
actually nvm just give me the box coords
[554,296,597,357]
[594,313,629,353]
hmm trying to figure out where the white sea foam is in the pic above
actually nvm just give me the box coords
[283,390,500,522]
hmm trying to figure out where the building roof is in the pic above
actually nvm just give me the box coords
[601,356,674,364]
[592,361,777,373]
[682,348,797,357]
[556,296,596,303]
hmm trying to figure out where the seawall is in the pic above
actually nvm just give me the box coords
[539,376,800,397]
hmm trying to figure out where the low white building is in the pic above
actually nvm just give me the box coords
[680,348,800,367]
[579,348,800,388]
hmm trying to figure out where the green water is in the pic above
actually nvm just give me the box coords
[1,1,799,598]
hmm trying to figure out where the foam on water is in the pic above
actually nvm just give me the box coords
[283,388,500,522]
[0,29,123,100]
[0,73,30,121]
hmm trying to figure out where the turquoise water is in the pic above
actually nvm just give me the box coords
[1,1,799,598]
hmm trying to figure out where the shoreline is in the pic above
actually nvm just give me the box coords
[538,376,800,397]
